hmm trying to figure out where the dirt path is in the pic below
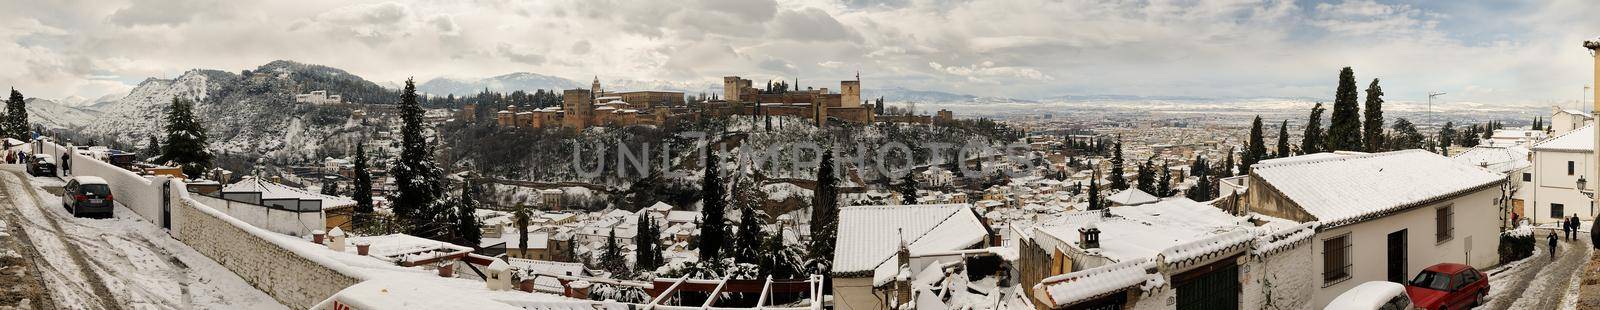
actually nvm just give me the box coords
[1478,229,1592,310]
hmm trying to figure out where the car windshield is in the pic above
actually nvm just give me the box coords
[1411,271,1452,291]
[80,184,110,196]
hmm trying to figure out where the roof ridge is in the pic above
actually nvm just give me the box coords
[1253,149,1428,170]
[1532,124,1593,150]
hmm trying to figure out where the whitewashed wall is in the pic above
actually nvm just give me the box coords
[1310,188,1501,308]
[1241,242,1315,310]
[1530,149,1597,224]
[191,195,324,237]
[41,140,171,224]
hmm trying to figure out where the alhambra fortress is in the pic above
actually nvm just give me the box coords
[487,75,951,129]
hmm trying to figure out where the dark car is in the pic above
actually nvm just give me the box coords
[61,176,113,218]
[28,154,55,177]
[1406,263,1489,310]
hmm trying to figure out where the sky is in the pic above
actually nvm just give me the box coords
[3,0,1600,106]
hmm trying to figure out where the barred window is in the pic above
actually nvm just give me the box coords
[1437,206,1454,242]
[1323,235,1352,285]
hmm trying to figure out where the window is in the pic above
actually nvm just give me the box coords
[1553,203,1566,219]
[1524,172,1533,182]
[1437,206,1454,242]
[1323,234,1352,286]
[1570,161,1577,175]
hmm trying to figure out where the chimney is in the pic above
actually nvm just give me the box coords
[312,230,326,245]
[355,240,371,256]
[1079,223,1101,249]
[327,227,346,252]
[567,280,592,299]
[894,229,911,305]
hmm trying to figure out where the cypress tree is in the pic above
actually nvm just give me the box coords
[389,78,446,237]
[1157,162,1172,197]
[808,151,838,266]
[1223,147,1236,177]
[514,205,532,260]
[1243,116,1266,176]
[1087,170,1103,210]
[353,145,374,215]
[899,171,918,205]
[1108,137,1128,190]
[156,97,213,179]
[699,147,728,262]
[1533,117,1543,131]
[1363,79,1385,152]
[734,204,762,265]
[635,214,658,271]
[1303,103,1326,154]
[1439,121,1456,155]
[1328,67,1363,151]
[5,88,26,140]
[601,227,627,275]
[1276,120,1290,158]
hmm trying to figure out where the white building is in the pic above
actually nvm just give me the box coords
[1529,124,1597,224]
[1486,129,1549,148]
[830,204,992,310]
[296,90,343,105]
[1550,106,1591,136]
[1454,144,1532,224]
[1247,150,1504,308]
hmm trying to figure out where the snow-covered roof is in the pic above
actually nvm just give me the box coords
[833,204,990,275]
[223,176,358,208]
[665,210,700,223]
[1532,124,1593,152]
[1452,145,1531,174]
[1251,150,1504,228]
[1034,198,1246,262]
[1033,258,1160,308]
[499,229,548,249]
[1104,189,1158,206]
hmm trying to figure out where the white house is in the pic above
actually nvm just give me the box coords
[1551,106,1591,136]
[1529,124,1597,224]
[831,204,992,310]
[295,90,343,105]
[1247,150,1504,308]
[1454,144,1532,225]
[1486,129,1549,148]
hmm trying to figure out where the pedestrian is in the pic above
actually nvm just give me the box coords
[1572,215,1582,240]
[1562,217,1572,239]
[1549,231,1560,260]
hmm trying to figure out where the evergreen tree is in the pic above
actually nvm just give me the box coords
[1157,162,1172,197]
[1243,116,1266,176]
[5,88,26,140]
[513,205,533,260]
[156,97,213,179]
[601,227,627,275]
[808,151,838,266]
[1185,155,1213,201]
[734,204,762,265]
[1108,137,1129,190]
[1303,103,1327,154]
[352,145,374,216]
[635,214,659,272]
[1327,67,1363,151]
[450,181,483,248]
[1362,78,1385,152]
[1386,118,1425,150]
[1087,170,1103,210]
[1276,120,1291,158]
[389,78,447,238]
[898,170,919,205]
[142,136,161,159]
[1135,157,1156,195]
[1533,117,1543,130]
[699,147,728,262]
[1223,147,1236,177]
[1439,121,1456,155]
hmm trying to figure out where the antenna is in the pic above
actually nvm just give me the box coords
[1428,92,1447,117]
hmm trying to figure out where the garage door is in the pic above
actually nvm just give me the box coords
[1175,261,1239,310]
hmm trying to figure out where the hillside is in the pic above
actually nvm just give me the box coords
[418,72,582,97]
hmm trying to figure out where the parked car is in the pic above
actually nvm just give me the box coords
[1326,281,1414,310]
[1406,263,1489,310]
[28,154,55,176]
[61,176,113,219]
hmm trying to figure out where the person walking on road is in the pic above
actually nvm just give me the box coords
[1563,218,1572,240]
[1572,215,1582,240]
[1550,231,1560,261]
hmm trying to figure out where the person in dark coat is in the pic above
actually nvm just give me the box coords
[1562,218,1572,240]
[1572,215,1582,240]
[1550,231,1560,260]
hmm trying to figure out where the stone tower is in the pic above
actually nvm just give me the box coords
[841,72,861,108]
[723,76,745,103]
[591,76,602,98]
[562,89,593,129]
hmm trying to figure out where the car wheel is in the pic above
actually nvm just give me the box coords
[1475,290,1486,306]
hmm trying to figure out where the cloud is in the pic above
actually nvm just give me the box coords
[108,0,219,27]
[497,43,546,65]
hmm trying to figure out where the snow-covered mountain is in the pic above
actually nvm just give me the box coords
[23,98,102,129]
[418,72,583,96]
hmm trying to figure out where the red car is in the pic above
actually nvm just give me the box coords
[1405,263,1489,310]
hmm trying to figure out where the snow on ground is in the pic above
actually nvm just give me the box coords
[0,167,285,309]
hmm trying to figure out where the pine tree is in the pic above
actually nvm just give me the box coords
[156,97,213,179]
[1327,67,1363,151]
[601,227,627,275]
[1303,103,1327,154]
[698,147,728,262]
[734,204,762,265]
[5,88,26,140]
[353,145,374,216]
[1386,118,1425,150]
[1157,162,1172,197]
[1108,137,1129,190]
[142,136,161,159]
[1243,116,1266,176]
[1223,147,1236,177]
[1185,155,1213,201]
[898,171,918,205]
[1276,120,1290,158]
[389,78,446,238]
[1363,79,1385,152]
[451,182,483,248]
[1135,157,1156,195]
[808,151,838,267]
[1439,121,1456,155]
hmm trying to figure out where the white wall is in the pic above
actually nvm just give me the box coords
[191,195,324,237]
[1242,241,1315,310]
[1310,188,1501,308]
[41,140,171,225]
[1530,150,1597,224]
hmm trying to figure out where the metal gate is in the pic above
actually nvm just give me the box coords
[1175,260,1239,310]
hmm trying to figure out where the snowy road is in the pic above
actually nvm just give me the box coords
[0,167,285,310]
[1476,229,1593,310]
